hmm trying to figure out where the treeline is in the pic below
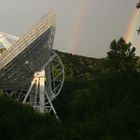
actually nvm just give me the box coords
[0,38,140,139]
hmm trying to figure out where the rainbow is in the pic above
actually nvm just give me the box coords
[70,0,91,54]
[125,8,140,56]
[70,2,140,55]
[125,9,139,43]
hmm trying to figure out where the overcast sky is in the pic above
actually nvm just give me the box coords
[0,0,138,58]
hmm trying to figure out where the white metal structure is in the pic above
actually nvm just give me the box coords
[0,32,19,49]
[0,11,64,119]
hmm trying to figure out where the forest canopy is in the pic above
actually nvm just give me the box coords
[0,38,140,140]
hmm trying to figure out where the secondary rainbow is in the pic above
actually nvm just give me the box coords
[70,0,91,54]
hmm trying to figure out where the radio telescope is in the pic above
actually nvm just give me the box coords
[0,11,64,119]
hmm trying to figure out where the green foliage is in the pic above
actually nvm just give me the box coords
[0,38,140,139]
[0,92,63,140]
[56,50,105,81]
[65,38,140,139]
[68,72,140,139]
[107,38,138,74]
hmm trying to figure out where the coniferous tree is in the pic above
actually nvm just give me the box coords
[107,38,138,74]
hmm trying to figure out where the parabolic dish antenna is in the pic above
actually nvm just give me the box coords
[0,11,64,119]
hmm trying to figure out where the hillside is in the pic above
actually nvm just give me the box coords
[0,38,140,140]
[56,50,105,81]
[54,50,105,119]
[0,49,106,140]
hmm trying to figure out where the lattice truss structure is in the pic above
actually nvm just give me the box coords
[0,11,64,119]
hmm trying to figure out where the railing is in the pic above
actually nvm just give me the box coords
[0,11,56,70]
